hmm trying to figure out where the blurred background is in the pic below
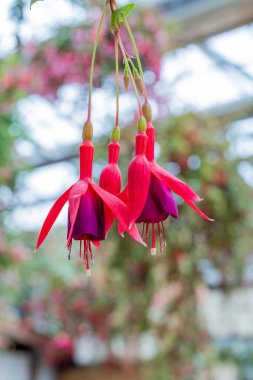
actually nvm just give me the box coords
[0,0,253,379]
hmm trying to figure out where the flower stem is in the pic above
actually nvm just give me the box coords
[113,0,148,102]
[128,57,137,72]
[118,34,142,116]
[115,32,119,127]
[87,1,108,122]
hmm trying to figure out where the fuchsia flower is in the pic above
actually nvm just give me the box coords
[126,114,213,255]
[99,130,143,243]
[35,138,143,275]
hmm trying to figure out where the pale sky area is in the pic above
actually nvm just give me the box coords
[1,0,253,231]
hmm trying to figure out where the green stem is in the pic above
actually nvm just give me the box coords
[115,33,119,127]
[87,1,108,122]
[113,0,148,102]
[118,35,142,116]
[128,57,137,72]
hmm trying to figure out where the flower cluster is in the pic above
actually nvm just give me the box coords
[35,1,212,275]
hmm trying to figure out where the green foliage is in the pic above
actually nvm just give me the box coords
[110,3,135,31]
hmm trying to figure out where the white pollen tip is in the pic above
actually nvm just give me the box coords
[86,269,91,277]
[163,241,167,248]
[151,248,157,256]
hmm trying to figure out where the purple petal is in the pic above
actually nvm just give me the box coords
[68,188,105,242]
[136,175,178,223]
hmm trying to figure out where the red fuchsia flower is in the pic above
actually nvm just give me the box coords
[35,123,144,275]
[125,110,213,255]
[99,127,142,242]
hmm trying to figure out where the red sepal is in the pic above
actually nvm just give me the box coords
[67,195,81,247]
[150,162,202,203]
[90,181,128,234]
[67,180,89,246]
[184,199,214,221]
[69,180,89,199]
[90,182,145,245]
[35,187,72,250]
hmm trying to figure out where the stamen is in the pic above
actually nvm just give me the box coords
[151,223,157,256]
[84,239,88,263]
[141,223,145,238]
[68,243,72,260]
[157,222,163,252]
[85,241,91,274]
[161,222,167,248]
[89,241,94,265]
[144,222,149,243]
[79,240,82,258]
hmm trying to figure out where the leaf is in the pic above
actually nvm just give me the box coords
[30,0,44,10]
[110,3,135,31]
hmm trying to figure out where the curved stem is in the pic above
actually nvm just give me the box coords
[113,0,148,102]
[87,1,108,122]
[118,34,142,116]
[115,33,119,127]
[128,57,137,71]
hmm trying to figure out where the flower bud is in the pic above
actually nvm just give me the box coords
[142,102,152,122]
[82,120,93,141]
[111,126,120,142]
[123,67,130,91]
[134,68,144,96]
[138,116,147,133]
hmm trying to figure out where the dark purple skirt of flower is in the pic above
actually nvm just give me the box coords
[68,188,105,242]
[136,175,178,223]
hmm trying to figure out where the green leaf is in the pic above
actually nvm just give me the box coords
[110,3,135,31]
[30,0,44,9]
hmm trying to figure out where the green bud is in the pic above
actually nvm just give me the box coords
[82,120,93,141]
[123,67,130,91]
[134,72,144,96]
[133,67,139,77]
[111,126,120,142]
[142,102,152,122]
[137,116,147,133]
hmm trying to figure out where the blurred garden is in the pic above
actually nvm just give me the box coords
[1,0,253,379]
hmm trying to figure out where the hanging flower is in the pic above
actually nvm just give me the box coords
[99,127,143,243]
[35,124,144,275]
[125,112,213,254]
